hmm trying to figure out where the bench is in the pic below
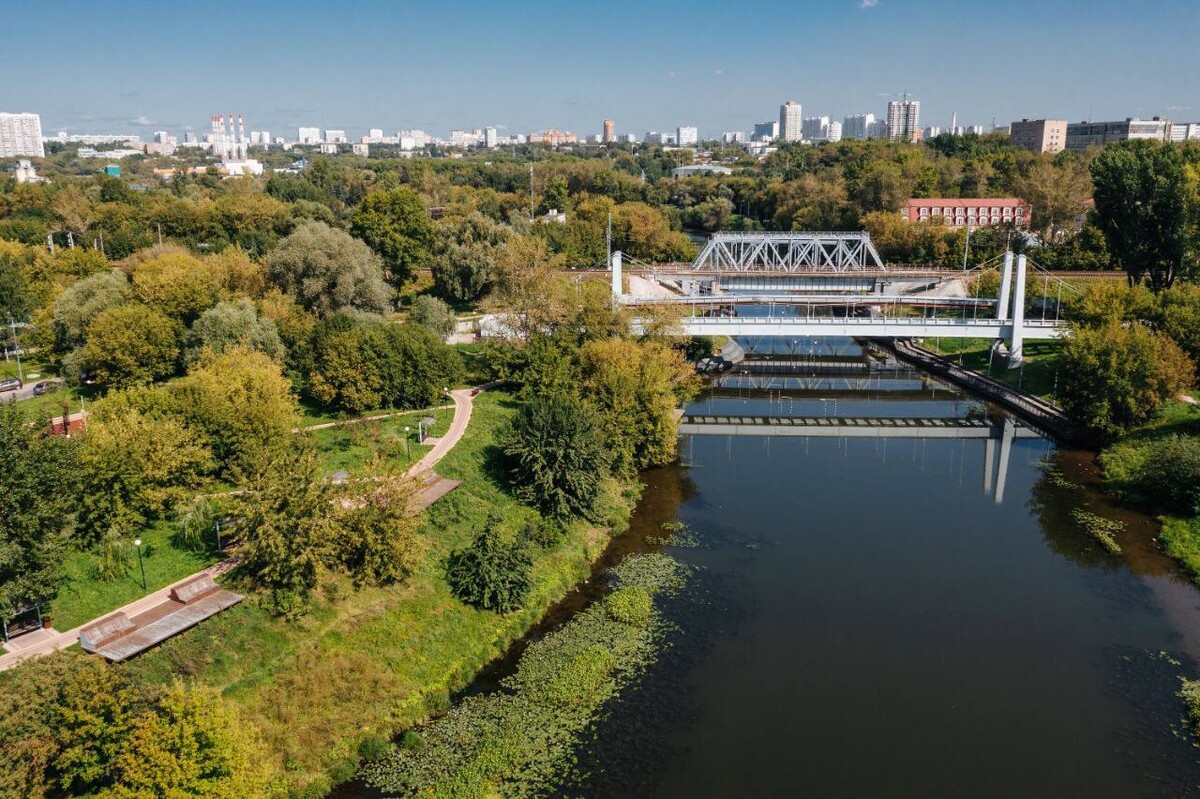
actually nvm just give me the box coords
[170,574,220,604]
[79,612,136,654]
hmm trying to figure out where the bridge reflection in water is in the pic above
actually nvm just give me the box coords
[684,359,1043,505]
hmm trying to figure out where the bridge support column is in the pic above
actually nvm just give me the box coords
[994,416,1015,504]
[611,250,623,298]
[1007,255,1027,366]
[996,251,1013,323]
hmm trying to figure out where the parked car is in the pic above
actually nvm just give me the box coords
[0,378,23,393]
[32,380,57,396]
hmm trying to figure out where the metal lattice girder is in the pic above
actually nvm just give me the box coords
[691,232,886,273]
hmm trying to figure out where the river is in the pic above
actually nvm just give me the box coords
[339,338,1200,798]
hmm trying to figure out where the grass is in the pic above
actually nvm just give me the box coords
[122,391,636,796]
[307,412,449,474]
[925,337,1064,401]
[49,522,221,630]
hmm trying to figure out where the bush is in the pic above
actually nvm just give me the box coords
[409,294,456,339]
[445,517,532,613]
[1134,436,1200,515]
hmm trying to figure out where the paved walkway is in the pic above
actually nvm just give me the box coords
[0,386,486,672]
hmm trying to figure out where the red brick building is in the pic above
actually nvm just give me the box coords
[901,198,1031,229]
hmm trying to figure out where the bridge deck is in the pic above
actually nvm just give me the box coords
[679,414,1044,439]
[655,316,1064,340]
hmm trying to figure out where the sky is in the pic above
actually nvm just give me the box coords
[6,0,1199,140]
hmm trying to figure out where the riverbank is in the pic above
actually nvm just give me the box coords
[1099,400,1200,585]
[123,391,642,796]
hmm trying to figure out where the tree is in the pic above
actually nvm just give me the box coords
[499,394,610,519]
[1057,321,1195,439]
[578,338,697,474]
[105,681,271,798]
[74,304,181,390]
[169,347,299,474]
[233,442,335,615]
[49,269,130,354]
[1156,283,1200,365]
[1091,140,1195,290]
[77,405,213,539]
[408,294,456,339]
[1015,155,1093,241]
[265,221,393,316]
[131,252,222,325]
[445,516,532,613]
[0,239,30,320]
[333,466,424,588]
[0,405,79,622]
[349,187,433,286]
[184,298,284,364]
[430,212,509,302]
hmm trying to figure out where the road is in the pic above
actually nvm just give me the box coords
[0,385,487,672]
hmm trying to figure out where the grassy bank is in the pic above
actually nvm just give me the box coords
[1100,401,1200,583]
[924,337,1063,401]
[123,391,638,796]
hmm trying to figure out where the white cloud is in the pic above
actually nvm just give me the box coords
[859,0,880,8]
[130,115,154,126]
[713,68,724,75]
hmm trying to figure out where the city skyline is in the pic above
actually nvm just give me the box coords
[7,0,1199,138]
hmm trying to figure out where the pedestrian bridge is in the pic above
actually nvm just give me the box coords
[643,315,1064,341]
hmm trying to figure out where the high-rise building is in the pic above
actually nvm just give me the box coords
[843,113,875,140]
[325,129,347,143]
[677,126,699,146]
[826,121,842,143]
[802,116,830,141]
[752,120,779,142]
[602,119,615,143]
[485,127,498,148]
[722,131,745,144]
[779,101,802,142]
[1066,117,1171,150]
[924,126,942,140]
[887,99,920,142]
[0,112,44,157]
[1009,119,1068,153]
[297,127,320,144]
[868,120,890,139]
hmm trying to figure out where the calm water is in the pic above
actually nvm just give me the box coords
[336,339,1200,798]
[563,340,1200,798]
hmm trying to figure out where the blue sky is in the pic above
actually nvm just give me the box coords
[7,0,1198,139]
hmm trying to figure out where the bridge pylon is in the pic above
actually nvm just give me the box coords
[611,250,623,298]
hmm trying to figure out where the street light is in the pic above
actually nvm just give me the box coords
[403,426,412,460]
[133,538,146,591]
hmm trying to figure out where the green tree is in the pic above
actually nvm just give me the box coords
[0,405,79,622]
[49,269,130,354]
[350,187,433,286]
[333,467,424,588]
[1091,140,1196,290]
[77,405,213,539]
[0,240,30,319]
[265,221,393,316]
[430,212,509,302]
[184,298,284,364]
[445,516,532,613]
[233,442,334,615]
[104,682,271,799]
[1057,321,1195,439]
[408,294,456,338]
[131,252,222,325]
[1156,283,1200,364]
[499,394,610,519]
[74,304,181,390]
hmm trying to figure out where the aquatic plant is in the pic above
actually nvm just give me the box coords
[362,553,690,797]
[1071,509,1124,554]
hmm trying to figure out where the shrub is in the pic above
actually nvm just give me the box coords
[409,294,456,339]
[1134,436,1200,515]
[445,517,532,613]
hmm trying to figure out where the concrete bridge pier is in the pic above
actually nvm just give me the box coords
[611,250,623,298]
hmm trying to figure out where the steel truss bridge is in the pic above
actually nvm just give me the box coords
[691,232,887,273]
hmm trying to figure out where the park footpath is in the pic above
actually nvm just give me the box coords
[0,386,483,672]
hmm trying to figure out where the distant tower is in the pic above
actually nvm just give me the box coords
[779,100,802,142]
[951,110,958,135]
[602,119,615,143]
[887,96,921,142]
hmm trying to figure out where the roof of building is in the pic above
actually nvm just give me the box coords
[672,164,733,176]
[905,198,1027,209]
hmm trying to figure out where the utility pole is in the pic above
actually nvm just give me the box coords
[157,223,163,247]
[606,211,612,269]
[7,316,23,383]
[961,225,971,271]
[529,164,535,220]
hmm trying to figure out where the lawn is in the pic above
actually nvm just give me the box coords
[124,391,633,796]
[925,336,1064,401]
[307,412,451,475]
[49,522,221,630]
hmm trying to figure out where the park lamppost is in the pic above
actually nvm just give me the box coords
[133,538,146,591]
[403,426,412,460]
